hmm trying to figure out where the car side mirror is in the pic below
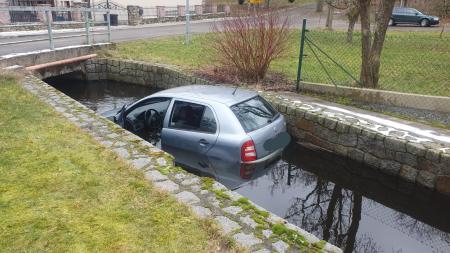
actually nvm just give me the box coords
[415,13,419,15]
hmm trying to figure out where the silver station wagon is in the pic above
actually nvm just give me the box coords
[103,85,290,188]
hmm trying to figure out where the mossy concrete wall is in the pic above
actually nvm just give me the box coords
[0,44,111,69]
[300,81,450,113]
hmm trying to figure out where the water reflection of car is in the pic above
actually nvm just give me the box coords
[102,85,290,188]
[390,7,439,27]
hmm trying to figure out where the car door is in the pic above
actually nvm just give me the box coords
[405,8,419,23]
[120,97,171,145]
[161,100,219,174]
[392,8,404,22]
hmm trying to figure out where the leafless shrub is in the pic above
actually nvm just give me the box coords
[211,8,292,83]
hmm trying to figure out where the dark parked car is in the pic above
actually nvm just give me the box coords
[390,7,439,27]
[102,85,290,188]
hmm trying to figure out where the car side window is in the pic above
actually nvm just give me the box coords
[126,97,171,121]
[199,106,217,133]
[170,101,217,133]
[406,9,415,15]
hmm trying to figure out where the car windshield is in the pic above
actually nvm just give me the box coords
[231,96,278,132]
[414,9,423,15]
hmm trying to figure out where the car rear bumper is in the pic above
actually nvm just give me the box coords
[242,148,283,165]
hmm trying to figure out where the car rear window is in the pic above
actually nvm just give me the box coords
[231,96,278,132]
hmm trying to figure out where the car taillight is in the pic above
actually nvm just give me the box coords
[241,140,257,162]
[240,164,254,179]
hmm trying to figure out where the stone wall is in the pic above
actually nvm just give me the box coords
[84,58,211,89]
[263,93,450,196]
[23,74,341,253]
[140,12,227,24]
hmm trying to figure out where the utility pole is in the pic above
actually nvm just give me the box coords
[185,0,190,45]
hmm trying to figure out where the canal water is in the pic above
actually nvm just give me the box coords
[46,76,450,253]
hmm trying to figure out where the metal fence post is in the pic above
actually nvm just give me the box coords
[296,19,307,92]
[107,10,111,43]
[185,0,190,45]
[85,9,91,45]
[45,9,54,50]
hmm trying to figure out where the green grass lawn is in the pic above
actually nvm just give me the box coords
[104,30,450,97]
[0,75,228,252]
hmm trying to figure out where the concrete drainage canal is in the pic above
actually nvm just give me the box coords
[43,73,450,253]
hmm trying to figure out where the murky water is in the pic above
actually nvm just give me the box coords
[46,76,450,253]
[46,75,159,113]
[238,144,450,253]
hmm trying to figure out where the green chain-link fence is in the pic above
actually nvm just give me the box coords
[297,21,450,98]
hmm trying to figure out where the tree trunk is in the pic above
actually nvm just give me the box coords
[358,0,396,88]
[316,0,325,12]
[323,186,342,241]
[343,194,362,253]
[346,6,360,43]
[326,4,334,30]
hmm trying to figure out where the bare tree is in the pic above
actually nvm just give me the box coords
[317,0,325,12]
[435,0,450,38]
[325,2,335,30]
[358,0,396,88]
[346,1,360,42]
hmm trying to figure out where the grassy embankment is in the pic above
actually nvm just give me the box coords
[104,31,450,97]
[0,74,232,252]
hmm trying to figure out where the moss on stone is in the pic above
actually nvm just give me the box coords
[214,189,232,200]
[312,240,327,249]
[271,223,308,249]
[232,197,270,218]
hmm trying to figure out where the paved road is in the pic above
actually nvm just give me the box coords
[0,5,345,56]
[0,4,446,56]
[0,21,216,56]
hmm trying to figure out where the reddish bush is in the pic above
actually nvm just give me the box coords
[212,9,292,83]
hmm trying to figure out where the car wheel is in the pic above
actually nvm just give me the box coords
[420,19,430,27]
[388,18,395,26]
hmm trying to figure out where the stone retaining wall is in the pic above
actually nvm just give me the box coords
[84,58,211,88]
[263,93,450,196]
[84,58,450,197]
[23,74,341,253]
[140,12,227,24]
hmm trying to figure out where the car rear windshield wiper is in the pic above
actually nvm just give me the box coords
[238,105,273,119]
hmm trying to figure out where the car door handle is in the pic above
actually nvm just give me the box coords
[199,139,209,146]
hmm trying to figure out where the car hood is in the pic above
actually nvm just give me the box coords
[101,107,121,120]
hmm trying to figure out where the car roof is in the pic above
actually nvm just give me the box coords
[152,85,258,106]
[394,7,417,11]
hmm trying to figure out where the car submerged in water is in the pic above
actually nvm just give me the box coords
[102,85,290,188]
